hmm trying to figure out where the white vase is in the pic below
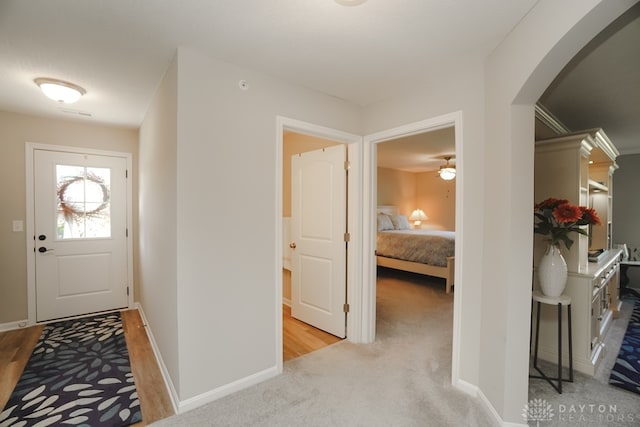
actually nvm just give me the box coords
[538,244,568,297]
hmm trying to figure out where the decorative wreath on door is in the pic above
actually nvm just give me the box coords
[57,173,110,222]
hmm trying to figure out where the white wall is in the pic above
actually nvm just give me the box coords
[377,167,417,218]
[139,57,180,394]
[136,0,636,420]
[167,47,360,402]
[415,170,456,231]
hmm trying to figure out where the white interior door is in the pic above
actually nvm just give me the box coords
[291,144,347,338]
[34,149,129,322]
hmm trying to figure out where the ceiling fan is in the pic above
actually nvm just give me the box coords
[438,156,456,180]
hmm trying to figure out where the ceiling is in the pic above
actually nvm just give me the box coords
[0,1,636,161]
[0,0,536,128]
[377,127,455,173]
[538,3,640,155]
[381,3,640,172]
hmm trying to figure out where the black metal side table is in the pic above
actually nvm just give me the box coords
[530,290,573,393]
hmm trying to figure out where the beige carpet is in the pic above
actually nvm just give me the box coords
[152,268,496,426]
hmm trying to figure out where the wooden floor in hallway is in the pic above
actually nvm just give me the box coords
[0,309,175,426]
[283,304,343,361]
[1,304,346,424]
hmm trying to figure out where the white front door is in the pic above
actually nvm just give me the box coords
[291,144,347,338]
[34,149,129,322]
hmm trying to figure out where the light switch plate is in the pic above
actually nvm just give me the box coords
[12,220,23,232]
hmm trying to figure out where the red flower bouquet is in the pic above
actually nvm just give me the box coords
[534,198,601,250]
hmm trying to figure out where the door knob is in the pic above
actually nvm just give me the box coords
[38,247,53,253]
[289,242,296,249]
[38,234,47,241]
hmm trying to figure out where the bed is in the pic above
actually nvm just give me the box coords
[376,206,455,293]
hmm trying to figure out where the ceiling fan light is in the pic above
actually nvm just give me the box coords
[438,155,456,180]
[35,78,86,103]
[439,167,456,180]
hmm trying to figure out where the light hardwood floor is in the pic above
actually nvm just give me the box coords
[0,323,42,411]
[0,309,174,426]
[283,304,343,361]
[121,309,175,425]
[0,305,340,424]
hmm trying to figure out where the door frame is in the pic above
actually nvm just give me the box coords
[25,143,134,325]
[275,116,362,371]
[362,111,463,386]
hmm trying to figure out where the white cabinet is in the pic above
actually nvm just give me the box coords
[533,129,621,376]
[534,251,620,375]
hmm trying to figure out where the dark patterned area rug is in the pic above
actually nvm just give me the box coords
[609,298,640,395]
[0,312,142,426]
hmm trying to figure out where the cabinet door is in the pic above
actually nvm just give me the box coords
[591,293,600,355]
[608,265,620,316]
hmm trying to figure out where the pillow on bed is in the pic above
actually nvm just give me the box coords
[377,213,394,231]
[390,214,411,230]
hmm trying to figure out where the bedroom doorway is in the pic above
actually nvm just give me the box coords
[363,111,463,385]
[375,126,456,349]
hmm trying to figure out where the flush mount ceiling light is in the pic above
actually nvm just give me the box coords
[34,78,86,103]
[334,0,367,6]
[438,156,456,181]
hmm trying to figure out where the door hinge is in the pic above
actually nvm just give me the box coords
[344,232,350,242]
[343,303,350,313]
[344,160,350,170]
[126,228,129,237]
[125,169,128,178]
[127,286,130,296]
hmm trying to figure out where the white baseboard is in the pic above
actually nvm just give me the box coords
[178,365,280,414]
[282,297,291,307]
[0,319,29,332]
[134,303,179,415]
[455,378,479,397]
[475,387,528,427]
[457,380,503,426]
[135,303,281,416]
[476,388,504,426]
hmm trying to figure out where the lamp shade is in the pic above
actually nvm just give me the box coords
[35,78,86,103]
[409,209,428,226]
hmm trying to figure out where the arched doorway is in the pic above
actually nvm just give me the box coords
[481,1,636,423]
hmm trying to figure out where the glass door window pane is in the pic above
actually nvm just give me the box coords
[56,165,111,239]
